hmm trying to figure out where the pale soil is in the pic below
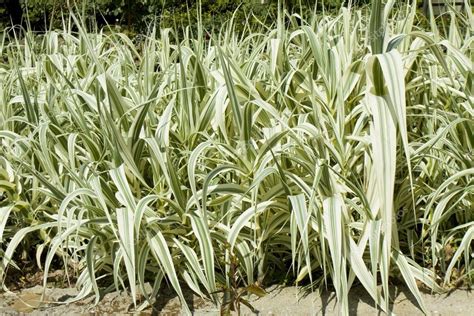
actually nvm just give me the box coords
[0,284,473,315]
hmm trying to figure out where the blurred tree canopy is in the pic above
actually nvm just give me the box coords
[0,0,372,31]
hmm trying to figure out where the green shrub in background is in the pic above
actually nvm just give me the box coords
[0,0,373,31]
[0,0,275,32]
[0,0,151,29]
[15,0,142,27]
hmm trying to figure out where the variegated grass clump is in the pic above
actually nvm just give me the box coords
[0,2,473,314]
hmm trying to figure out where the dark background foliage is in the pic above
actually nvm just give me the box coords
[0,0,373,31]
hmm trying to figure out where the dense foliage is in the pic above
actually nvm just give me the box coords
[0,1,472,315]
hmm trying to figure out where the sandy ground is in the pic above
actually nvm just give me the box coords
[0,284,472,315]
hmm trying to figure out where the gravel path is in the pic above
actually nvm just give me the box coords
[0,285,472,315]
